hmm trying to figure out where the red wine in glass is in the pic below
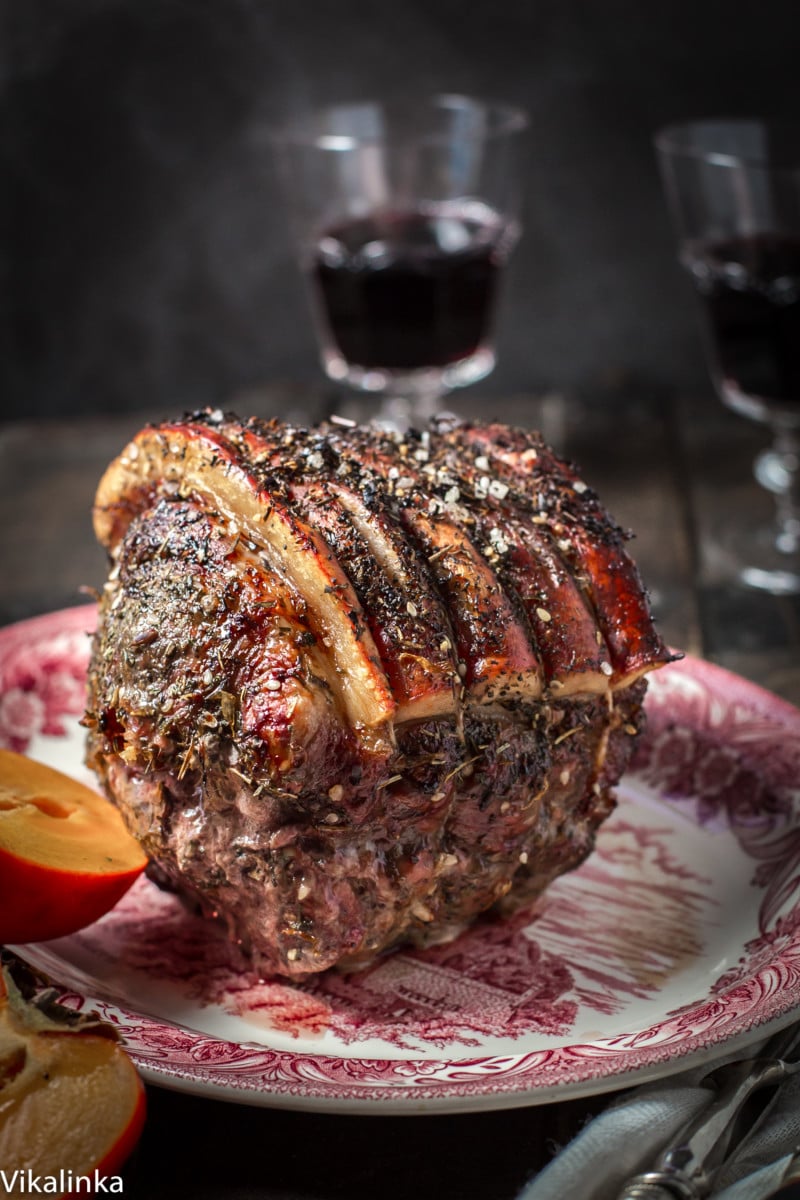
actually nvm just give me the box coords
[655,118,800,592]
[683,232,800,424]
[309,201,514,376]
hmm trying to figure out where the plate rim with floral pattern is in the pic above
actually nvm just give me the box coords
[3,604,800,1114]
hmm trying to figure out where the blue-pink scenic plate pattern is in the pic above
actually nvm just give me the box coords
[4,605,800,1112]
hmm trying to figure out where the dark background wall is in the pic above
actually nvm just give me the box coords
[2,0,799,422]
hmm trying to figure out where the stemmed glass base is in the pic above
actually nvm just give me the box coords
[322,347,496,432]
[328,389,445,433]
[714,379,800,593]
[736,537,800,596]
[739,427,800,594]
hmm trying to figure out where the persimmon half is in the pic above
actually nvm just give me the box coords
[0,749,147,944]
[0,968,146,1192]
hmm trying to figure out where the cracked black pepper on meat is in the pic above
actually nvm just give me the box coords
[83,411,675,978]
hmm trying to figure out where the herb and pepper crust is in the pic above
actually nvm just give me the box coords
[84,411,674,978]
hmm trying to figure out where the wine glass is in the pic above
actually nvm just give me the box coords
[655,118,800,595]
[271,94,528,430]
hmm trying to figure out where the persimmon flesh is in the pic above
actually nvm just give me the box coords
[0,750,147,944]
[0,971,146,1190]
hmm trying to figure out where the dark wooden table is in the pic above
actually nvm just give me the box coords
[1,385,798,1199]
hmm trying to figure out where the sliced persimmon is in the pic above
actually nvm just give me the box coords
[0,969,146,1187]
[0,750,147,944]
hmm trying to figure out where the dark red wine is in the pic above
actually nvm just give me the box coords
[684,233,800,415]
[310,204,510,371]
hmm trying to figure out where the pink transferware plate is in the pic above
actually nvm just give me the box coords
[3,604,800,1114]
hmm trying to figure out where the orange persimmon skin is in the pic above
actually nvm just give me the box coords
[0,847,146,944]
[93,1081,147,1179]
[0,749,147,944]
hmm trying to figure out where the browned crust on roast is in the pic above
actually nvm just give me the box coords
[85,411,667,978]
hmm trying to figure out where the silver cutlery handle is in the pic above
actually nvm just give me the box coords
[616,1171,698,1199]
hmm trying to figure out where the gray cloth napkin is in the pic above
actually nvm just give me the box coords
[516,1056,800,1200]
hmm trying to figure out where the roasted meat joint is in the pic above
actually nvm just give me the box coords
[85,411,675,978]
